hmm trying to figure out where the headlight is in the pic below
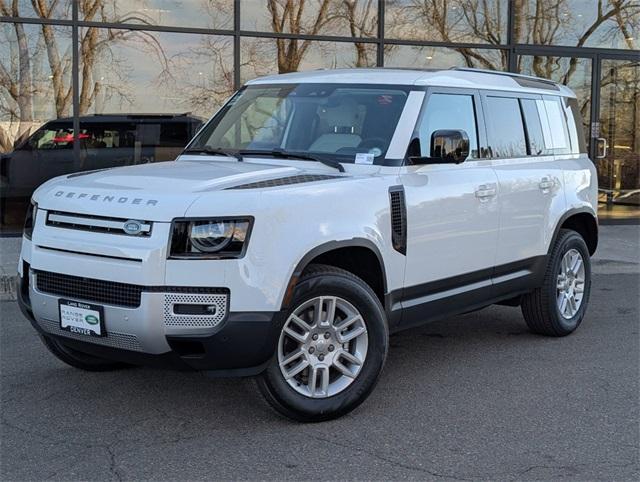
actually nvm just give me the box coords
[23,201,37,240]
[169,217,252,259]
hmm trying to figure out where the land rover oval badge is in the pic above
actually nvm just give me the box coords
[123,220,143,235]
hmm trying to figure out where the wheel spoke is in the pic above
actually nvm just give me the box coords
[280,349,305,367]
[289,314,312,334]
[338,349,363,366]
[337,325,366,344]
[324,297,337,325]
[309,365,330,397]
[556,276,566,290]
[568,295,578,316]
[332,359,355,378]
[282,359,309,380]
[570,256,583,275]
[283,326,307,344]
[558,293,569,316]
[313,297,323,326]
[334,314,362,331]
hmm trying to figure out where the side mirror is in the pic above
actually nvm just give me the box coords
[409,129,470,165]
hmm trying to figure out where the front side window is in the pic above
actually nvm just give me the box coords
[486,96,527,158]
[416,93,479,158]
[189,84,410,164]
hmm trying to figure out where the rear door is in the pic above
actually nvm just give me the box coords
[483,92,566,281]
[399,88,500,327]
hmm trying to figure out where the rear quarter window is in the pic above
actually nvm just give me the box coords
[540,96,571,154]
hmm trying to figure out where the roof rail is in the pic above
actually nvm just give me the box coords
[450,67,558,86]
[86,112,192,118]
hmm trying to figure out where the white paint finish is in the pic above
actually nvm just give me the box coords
[401,161,500,286]
[386,91,425,159]
[492,156,566,265]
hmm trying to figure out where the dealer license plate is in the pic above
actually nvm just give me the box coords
[59,299,105,337]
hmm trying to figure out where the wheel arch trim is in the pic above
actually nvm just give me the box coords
[549,207,598,255]
[281,238,388,310]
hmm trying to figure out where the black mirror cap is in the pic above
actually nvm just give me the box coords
[407,130,470,166]
[430,129,469,163]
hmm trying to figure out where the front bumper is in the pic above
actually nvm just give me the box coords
[18,267,283,376]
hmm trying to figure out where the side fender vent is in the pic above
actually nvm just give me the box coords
[389,186,407,255]
[227,174,341,190]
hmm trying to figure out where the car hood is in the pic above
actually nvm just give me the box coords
[32,159,323,221]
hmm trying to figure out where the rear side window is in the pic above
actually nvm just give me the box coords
[520,99,547,156]
[417,93,479,158]
[540,97,570,152]
[564,97,587,154]
[485,96,527,158]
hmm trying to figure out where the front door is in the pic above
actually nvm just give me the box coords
[399,89,500,327]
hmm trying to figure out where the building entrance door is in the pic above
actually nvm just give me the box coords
[596,57,640,212]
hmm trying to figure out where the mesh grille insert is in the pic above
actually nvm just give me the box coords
[228,174,340,190]
[35,271,142,308]
[39,318,143,352]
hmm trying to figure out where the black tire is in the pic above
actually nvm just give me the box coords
[257,264,388,422]
[521,229,592,336]
[40,335,131,371]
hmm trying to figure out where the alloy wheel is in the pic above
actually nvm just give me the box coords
[556,248,586,319]
[278,296,368,398]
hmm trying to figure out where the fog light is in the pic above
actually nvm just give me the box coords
[173,304,218,316]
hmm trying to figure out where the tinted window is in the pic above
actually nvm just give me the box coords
[417,93,478,158]
[486,96,527,158]
[542,97,570,150]
[520,99,546,156]
[564,97,587,154]
[192,84,409,163]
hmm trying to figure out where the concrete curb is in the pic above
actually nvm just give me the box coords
[1,273,17,301]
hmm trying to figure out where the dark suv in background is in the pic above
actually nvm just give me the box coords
[1,113,202,233]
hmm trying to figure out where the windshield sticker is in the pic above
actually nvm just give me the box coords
[355,153,374,165]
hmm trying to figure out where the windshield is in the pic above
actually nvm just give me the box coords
[188,84,410,164]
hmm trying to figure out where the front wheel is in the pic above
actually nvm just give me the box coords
[521,229,592,336]
[257,264,388,422]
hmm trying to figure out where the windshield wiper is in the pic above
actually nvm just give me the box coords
[183,146,243,161]
[238,148,345,173]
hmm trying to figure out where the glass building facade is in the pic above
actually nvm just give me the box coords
[1,0,638,232]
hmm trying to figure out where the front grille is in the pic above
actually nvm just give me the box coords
[35,270,142,308]
[33,270,229,309]
[228,174,340,190]
[46,211,152,237]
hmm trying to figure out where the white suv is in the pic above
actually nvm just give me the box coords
[17,68,598,422]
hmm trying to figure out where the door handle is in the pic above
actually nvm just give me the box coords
[596,137,608,159]
[475,184,496,201]
[539,177,554,192]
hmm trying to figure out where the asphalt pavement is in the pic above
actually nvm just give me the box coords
[1,227,639,481]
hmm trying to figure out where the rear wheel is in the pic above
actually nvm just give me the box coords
[258,264,388,422]
[521,229,591,336]
[40,335,131,371]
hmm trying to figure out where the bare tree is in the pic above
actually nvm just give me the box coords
[266,0,337,73]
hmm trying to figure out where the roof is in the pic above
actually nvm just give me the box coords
[246,68,575,97]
